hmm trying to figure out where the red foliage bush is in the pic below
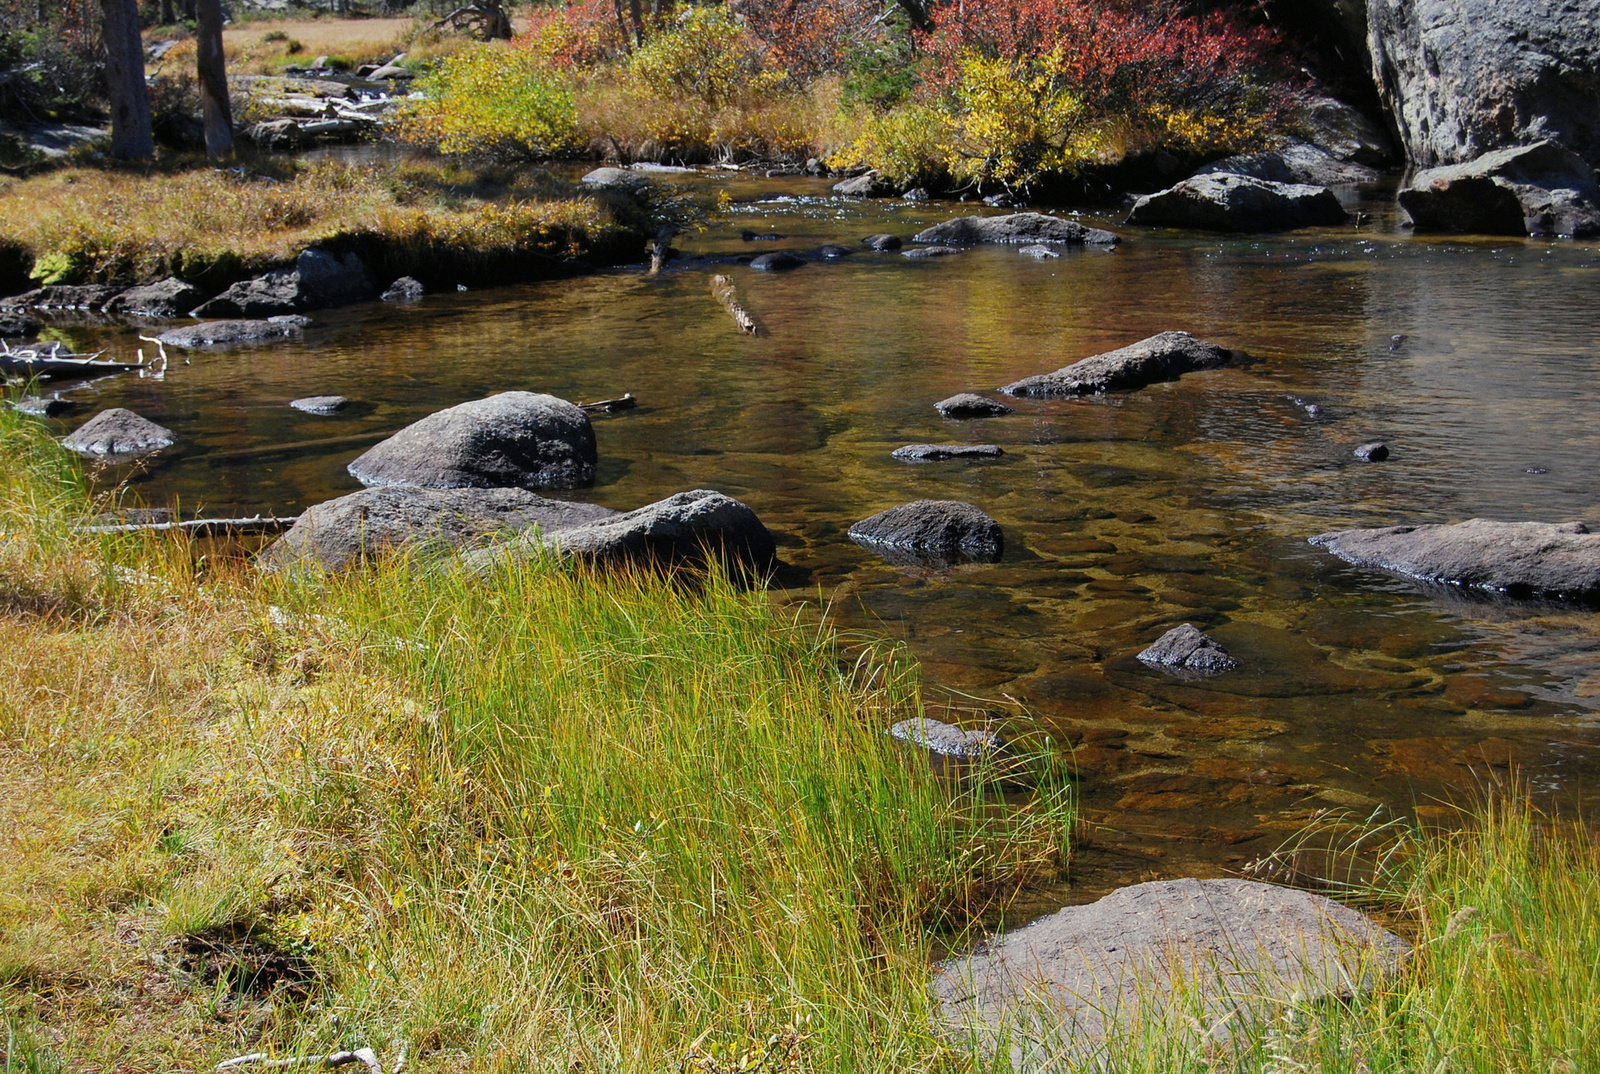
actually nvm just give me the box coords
[729,0,879,79]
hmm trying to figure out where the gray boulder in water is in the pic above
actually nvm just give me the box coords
[539,488,777,573]
[102,277,206,318]
[891,443,1004,462]
[849,500,1003,564]
[1137,623,1239,675]
[60,408,175,457]
[889,717,1005,758]
[259,485,616,571]
[348,391,597,491]
[157,316,310,349]
[1000,331,1233,397]
[934,393,1013,418]
[749,251,804,271]
[381,276,425,303]
[0,308,39,338]
[1398,141,1600,237]
[1196,140,1381,187]
[1310,519,1600,600]
[580,167,654,195]
[1127,173,1348,232]
[191,249,375,317]
[912,211,1120,247]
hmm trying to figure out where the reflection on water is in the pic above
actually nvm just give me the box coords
[30,174,1600,900]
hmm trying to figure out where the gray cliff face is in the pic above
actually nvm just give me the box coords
[1366,0,1600,167]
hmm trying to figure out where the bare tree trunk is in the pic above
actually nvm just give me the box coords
[100,0,154,161]
[195,0,233,159]
[627,0,646,47]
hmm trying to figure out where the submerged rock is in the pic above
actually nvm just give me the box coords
[901,245,962,259]
[191,249,376,317]
[381,276,425,303]
[1127,174,1349,232]
[815,244,852,259]
[913,211,1120,247]
[891,443,1005,462]
[60,408,175,458]
[934,393,1014,418]
[1000,331,1233,397]
[749,251,805,272]
[348,391,597,491]
[861,233,902,251]
[934,878,1409,1064]
[889,717,1005,758]
[1353,441,1390,462]
[1398,141,1600,237]
[157,316,310,349]
[260,485,615,571]
[1310,519,1600,600]
[1018,244,1061,260]
[848,500,1003,564]
[289,395,349,415]
[1138,623,1240,675]
[539,488,777,573]
[102,277,206,318]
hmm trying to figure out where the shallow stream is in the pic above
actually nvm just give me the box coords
[26,172,1600,905]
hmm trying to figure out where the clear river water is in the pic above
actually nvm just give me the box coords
[24,170,1600,905]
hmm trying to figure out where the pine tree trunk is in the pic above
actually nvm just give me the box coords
[100,0,154,161]
[195,0,233,160]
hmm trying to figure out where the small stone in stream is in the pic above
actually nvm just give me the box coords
[902,245,962,258]
[14,396,74,417]
[157,316,310,349]
[1525,467,1548,475]
[60,408,175,458]
[1354,441,1389,462]
[892,443,1005,462]
[848,499,1004,564]
[1000,331,1233,397]
[381,276,425,303]
[815,244,852,259]
[1138,623,1240,675]
[290,395,349,415]
[1019,244,1061,259]
[889,717,1005,758]
[1388,334,1407,351]
[902,187,931,201]
[862,233,902,251]
[740,230,785,241]
[935,393,1014,418]
[579,167,654,194]
[750,252,805,271]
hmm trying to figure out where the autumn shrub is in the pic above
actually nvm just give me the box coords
[398,41,582,160]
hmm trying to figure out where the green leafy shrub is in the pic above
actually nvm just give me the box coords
[399,42,581,160]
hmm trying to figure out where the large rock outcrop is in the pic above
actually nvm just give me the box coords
[157,316,310,349]
[1196,140,1381,187]
[191,249,375,318]
[102,278,206,318]
[347,392,598,491]
[1000,331,1233,397]
[1367,0,1600,169]
[1398,140,1600,236]
[912,212,1120,247]
[1127,174,1349,232]
[1311,519,1600,600]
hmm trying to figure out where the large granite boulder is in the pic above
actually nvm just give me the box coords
[191,249,375,317]
[259,485,616,571]
[1397,140,1600,237]
[1196,140,1380,186]
[102,277,206,318]
[348,392,597,491]
[1367,0,1600,169]
[1127,174,1349,232]
[1310,519,1600,600]
[833,170,895,197]
[848,500,1003,564]
[157,316,310,349]
[1000,331,1233,397]
[539,488,777,573]
[912,212,1120,247]
[934,878,1408,1063]
[60,408,175,458]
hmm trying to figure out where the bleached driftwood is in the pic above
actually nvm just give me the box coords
[77,516,300,537]
[216,1049,383,1074]
[579,393,637,413]
[710,274,758,336]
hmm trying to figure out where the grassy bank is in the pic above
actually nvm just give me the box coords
[0,157,641,293]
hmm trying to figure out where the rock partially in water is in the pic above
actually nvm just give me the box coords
[833,170,894,197]
[892,443,1005,462]
[539,488,777,573]
[934,878,1409,1064]
[913,211,1120,247]
[260,485,615,571]
[1398,141,1600,238]
[101,277,206,318]
[1000,331,1234,397]
[0,308,39,337]
[1196,139,1381,187]
[157,316,310,349]
[580,166,654,194]
[289,395,349,415]
[60,408,175,458]
[861,233,902,251]
[889,716,1005,757]
[1018,244,1061,260]
[902,245,962,259]
[815,244,852,259]
[902,187,931,201]
[848,499,1003,564]
[934,393,1014,418]
[1353,441,1390,462]
[381,276,425,303]
[14,396,74,417]
[749,251,805,272]
[1127,174,1349,232]
[1310,519,1600,601]
[3,284,119,311]
[348,391,597,491]
[1137,623,1240,675]
[192,248,376,317]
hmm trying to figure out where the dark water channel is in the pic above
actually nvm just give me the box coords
[27,172,1600,905]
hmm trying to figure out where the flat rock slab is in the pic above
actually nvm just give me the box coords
[1127,174,1348,232]
[750,252,804,271]
[862,233,902,251]
[538,488,777,573]
[935,393,1014,418]
[892,443,1005,462]
[849,500,1003,565]
[4,284,119,310]
[260,485,615,571]
[913,212,1120,247]
[348,391,597,491]
[158,316,310,349]
[889,717,1004,758]
[102,277,206,318]
[1310,519,1600,601]
[60,408,175,458]
[902,245,962,259]
[1138,623,1239,676]
[1197,140,1380,187]
[1398,140,1600,238]
[1001,331,1233,397]
[290,395,349,415]
[935,878,1409,1064]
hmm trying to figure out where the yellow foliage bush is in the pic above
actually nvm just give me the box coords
[398,42,581,159]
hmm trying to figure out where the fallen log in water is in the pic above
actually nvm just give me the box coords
[77,516,300,537]
[579,393,637,414]
[710,274,758,336]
